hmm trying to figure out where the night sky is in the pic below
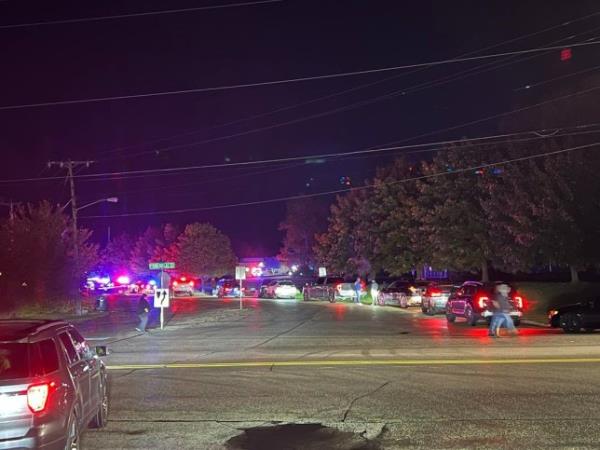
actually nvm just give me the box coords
[0,0,598,256]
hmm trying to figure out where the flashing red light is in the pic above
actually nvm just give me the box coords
[172,280,179,286]
[477,295,489,309]
[27,382,53,413]
[560,48,572,61]
[514,295,524,309]
[180,276,187,281]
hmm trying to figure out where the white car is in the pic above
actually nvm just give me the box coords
[261,280,298,299]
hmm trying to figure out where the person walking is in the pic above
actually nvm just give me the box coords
[136,293,151,332]
[354,277,362,304]
[370,279,379,306]
[489,283,517,337]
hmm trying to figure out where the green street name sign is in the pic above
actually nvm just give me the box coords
[149,262,175,270]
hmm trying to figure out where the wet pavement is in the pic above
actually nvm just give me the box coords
[76,296,600,449]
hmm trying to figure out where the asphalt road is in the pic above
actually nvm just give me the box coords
[76,296,600,449]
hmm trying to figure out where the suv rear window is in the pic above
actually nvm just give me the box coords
[32,339,60,375]
[0,343,30,380]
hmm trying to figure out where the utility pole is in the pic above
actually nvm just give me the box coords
[48,160,94,314]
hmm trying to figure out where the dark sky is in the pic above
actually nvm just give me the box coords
[0,0,598,256]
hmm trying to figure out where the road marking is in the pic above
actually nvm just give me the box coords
[106,357,600,370]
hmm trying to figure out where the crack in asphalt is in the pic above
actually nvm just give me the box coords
[341,381,390,423]
[247,310,321,349]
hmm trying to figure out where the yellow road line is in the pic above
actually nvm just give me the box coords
[106,357,600,370]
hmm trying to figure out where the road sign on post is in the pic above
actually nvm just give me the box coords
[149,262,175,270]
[235,266,246,310]
[318,267,327,277]
[154,288,170,330]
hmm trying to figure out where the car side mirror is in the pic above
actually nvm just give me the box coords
[95,346,108,357]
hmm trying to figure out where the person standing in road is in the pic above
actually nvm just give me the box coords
[354,277,362,304]
[489,283,517,337]
[370,279,379,306]
[136,293,151,332]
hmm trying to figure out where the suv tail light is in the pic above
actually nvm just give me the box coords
[429,289,441,297]
[514,295,523,309]
[476,295,489,309]
[27,383,53,413]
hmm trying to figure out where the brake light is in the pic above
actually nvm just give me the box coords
[173,281,179,286]
[429,289,441,297]
[189,281,194,287]
[514,295,523,309]
[477,295,489,309]
[27,383,52,413]
[181,276,187,281]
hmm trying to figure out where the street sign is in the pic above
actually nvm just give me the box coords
[235,266,246,280]
[154,288,170,308]
[318,267,327,277]
[149,262,175,270]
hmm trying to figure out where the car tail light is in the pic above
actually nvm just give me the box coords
[477,295,489,309]
[181,276,187,282]
[429,289,441,297]
[189,281,194,287]
[514,296,523,309]
[173,281,179,286]
[27,383,52,413]
[335,283,342,292]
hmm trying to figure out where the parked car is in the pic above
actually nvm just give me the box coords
[242,280,261,298]
[303,277,344,302]
[0,320,108,450]
[260,280,298,299]
[421,284,458,315]
[446,281,524,326]
[171,276,195,296]
[215,278,240,297]
[549,300,600,333]
[377,280,425,308]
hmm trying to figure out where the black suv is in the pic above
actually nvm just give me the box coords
[0,320,108,449]
[446,281,524,326]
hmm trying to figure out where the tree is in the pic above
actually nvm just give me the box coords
[278,198,329,268]
[415,143,501,281]
[483,141,600,282]
[129,224,180,274]
[100,232,134,274]
[0,201,98,306]
[314,189,373,275]
[170,223,236,277]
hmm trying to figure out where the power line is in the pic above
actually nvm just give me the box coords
[87,127,600,198]
[1,41,599,112]
[105,52,600,162]
[79,141,600,218]
[94,10,600,158]
[0,0,283,30]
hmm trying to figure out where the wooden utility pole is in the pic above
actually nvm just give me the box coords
[48,160,94,314]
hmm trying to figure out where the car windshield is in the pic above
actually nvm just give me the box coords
[0,343,30,380]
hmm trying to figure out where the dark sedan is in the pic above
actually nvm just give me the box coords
[549,300,600,333]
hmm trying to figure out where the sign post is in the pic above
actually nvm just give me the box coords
[235,266,246,310]
[149,262,175,330]
[154,288,170,330]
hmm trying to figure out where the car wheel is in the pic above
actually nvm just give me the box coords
[90,378,109,428]
[65,413,80,450]
[465,306,477,326]
[399,294,408,308]
[446,313,456,323]
[562,313,582,333]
